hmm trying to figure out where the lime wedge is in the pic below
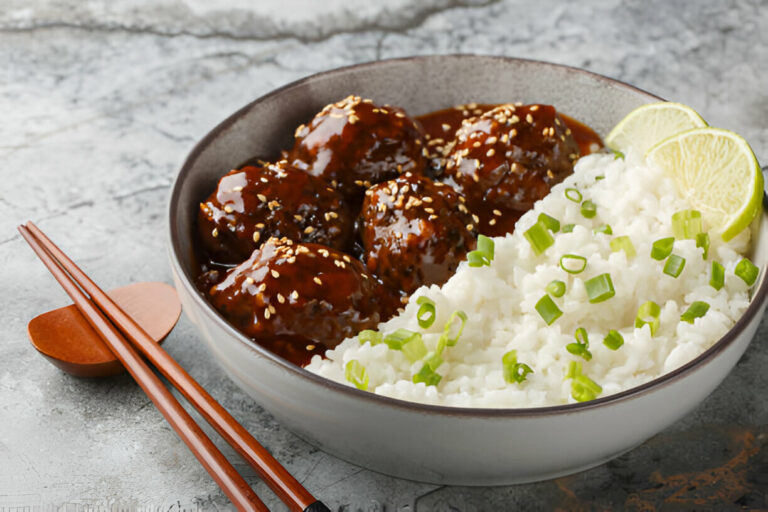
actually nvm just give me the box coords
[646,127,763,241]
[605,102,707,155]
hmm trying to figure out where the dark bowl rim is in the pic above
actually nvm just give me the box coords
[169,53,768,418]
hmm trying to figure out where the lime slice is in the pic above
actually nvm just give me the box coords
[646,127,763,241]
[605,102,707,155]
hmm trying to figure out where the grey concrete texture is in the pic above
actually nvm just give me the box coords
[1,0,767,510]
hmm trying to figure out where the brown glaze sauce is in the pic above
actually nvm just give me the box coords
[194,98,603,367]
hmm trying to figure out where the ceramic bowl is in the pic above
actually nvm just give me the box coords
[167,55,768,485]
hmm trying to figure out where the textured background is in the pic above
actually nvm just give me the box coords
[1,0,767,510]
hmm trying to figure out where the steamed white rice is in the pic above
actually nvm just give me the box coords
[306,151,754,407]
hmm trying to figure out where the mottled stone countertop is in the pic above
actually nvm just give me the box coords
[2,1,767,510]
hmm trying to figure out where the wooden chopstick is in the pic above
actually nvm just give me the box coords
[22,222,329,512]
[18,224,268,512]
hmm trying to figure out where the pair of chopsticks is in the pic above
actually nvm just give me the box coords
[19,222,330,512]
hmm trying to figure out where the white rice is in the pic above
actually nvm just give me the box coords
[306,151,754,408]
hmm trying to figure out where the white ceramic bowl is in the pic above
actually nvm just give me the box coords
[168,55,768,485]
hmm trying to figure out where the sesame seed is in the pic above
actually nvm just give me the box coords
[442,123,451,132]
[291,290,299,300]
[510,115,519,124]
[252,231,261,243]
[259,283,266,292]
[245,277,254,284]
[268,305,276,315]
[294,214,303,222]
[271,269,280,278]
[493,209,502,216]
[212,228,218,237]
[304,226,314,234]
[277,293,285,304]
[530,105,539,111]
[361,273,369,279]
[486,148,495,157]
[257,194,267,202]
[232,186,243,192]
[223,205,233,213]
[472,214,480,223]
[306,344,316,351]
[489,219,497,226]
[424,207,434,214]
[429,214,438,220]
[313,277,323,285]
[466,224,474,231]
[472,173,480,183]
[486,136,498,145]
[264,309,271,319]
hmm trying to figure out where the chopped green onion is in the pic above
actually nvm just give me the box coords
[412,365,442,386]
[571,374,602,402]
[524,220,555,255]
[663,254,686,278]
[593,224,613,235]
[565,187,583,203]
[681,301,710,324]
[345,360,369,391]
[359,329,382,346]
[535,294,562,325]
[467,235,495,267]
[402,333,427,363]
[696,232,710,259]
[610,235,636,259]
[710,261,725,290]
[565,361,582,380]
[585,273,615,303]
[566,327,592,361]
[546,279,566,298]
[580,200,597,219]
[651,237,675,260]
[502,350,533,384]
[671,210,702,239]
[383,328,419,350]
[603,330,624,350]
[538,213,561,233]
[416,296,436,328]
[595,175,606,181]
[560,254,587,274]
[443,310,468,346]
[635,300,661,336]
[612,149,625,160]
[735,258,759,286]
[562,224,576,233]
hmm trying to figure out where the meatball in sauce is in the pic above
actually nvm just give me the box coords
[359,173,477,296]
[207,237,400,366]
[443,104,581,236]
[198,161,353,264]
[288,95,427,204]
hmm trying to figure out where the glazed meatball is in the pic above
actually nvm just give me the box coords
[198,161,353,264]
[208,237,400,366]
[288,95,427,204]
[445,104,580,236]
[360,173,477,296]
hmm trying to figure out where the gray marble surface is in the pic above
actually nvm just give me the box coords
[2,0,767,510]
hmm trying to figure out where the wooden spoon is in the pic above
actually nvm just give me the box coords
[27,282,182,378]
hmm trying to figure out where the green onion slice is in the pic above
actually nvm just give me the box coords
[580,200,597,219]
[524,220,555,255]
[651,237,674,260]
[416,296,436,328]
[663,254,686,278]
[571,374,602,402]
[502,350,533,384]
[593,224,613,235]
[681,301,710,324]
[603,330,624,350]
[696,232,710,260]
[535,294,562,325]
[671,209,703,239]
[710,261,725,290]
[585,273,615,303]
[345,360,369,391]
[443,310,468,347]
[635,300,661,336]
[402,333,427,363]
[565,361,582,380]
[566,327,592,361]
[612,149,625,160]
[565,187,583,203]
[560,254,587,274]
[562,224,576,233]
[383,328,419,350]
[467,234,495,267]
[413,351,443,386]
[538,213,561,233]
[359,329,382,346]
[735,258,759,286]
[546,279,566,298]
[610,235,636,259]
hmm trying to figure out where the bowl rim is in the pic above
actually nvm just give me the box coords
[169,53,768,417]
